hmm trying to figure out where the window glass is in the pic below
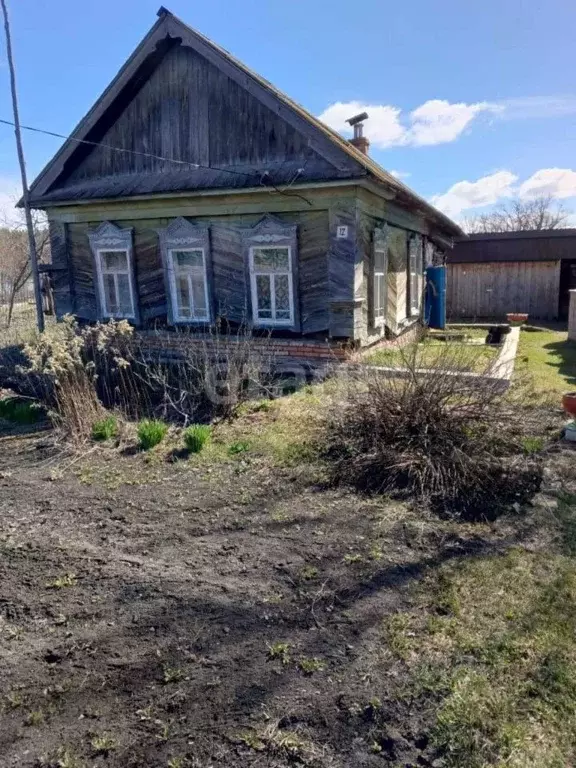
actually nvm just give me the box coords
[174,250,204,270]
[101,251,128,272]
[253,247,290,271]
[169,248,209,321]
[256,274,273,318]
[98,249,134,318]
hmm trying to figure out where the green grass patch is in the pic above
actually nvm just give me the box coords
[0,397,41,425]
[514,329,576,405]
[385,548,576,767]
[137,419,168,450]
[91,415,119,442]
[208,383,329,468]
[520,435,545,454]
[183,424,211,453]
[228,440,251,456]
[365,334,498,373]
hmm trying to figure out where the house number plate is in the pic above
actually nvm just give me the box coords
[336,226,348,239]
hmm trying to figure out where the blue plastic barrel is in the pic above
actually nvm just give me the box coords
[425,265,446,329]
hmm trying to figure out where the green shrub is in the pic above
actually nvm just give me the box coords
[521,436,544,454]
[137,419,168,450]
[0,398,41,425]
[228,440,250,455]
[91,415,119,442]
[183,424,211,453]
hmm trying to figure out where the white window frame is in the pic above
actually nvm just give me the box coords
[408,236,424,316]
[372,224,389,328]
[373,249,387,325]
[249,245,294,326]
[167,247,211,323]
[95,247,136,320]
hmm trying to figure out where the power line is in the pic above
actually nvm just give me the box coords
[0,117,254,179]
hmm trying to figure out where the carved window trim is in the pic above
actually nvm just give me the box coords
[157,217,212,325]
[242,215,299,330]
[88,221,138,321]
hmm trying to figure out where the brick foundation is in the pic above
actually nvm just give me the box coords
[135,330,353,365]
[134,323,422,367]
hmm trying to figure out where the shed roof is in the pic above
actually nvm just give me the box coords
[26,7,461,238]
[449,229,576,264]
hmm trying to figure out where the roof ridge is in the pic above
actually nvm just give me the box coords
[28,7,461,236]
[160,8,460,235]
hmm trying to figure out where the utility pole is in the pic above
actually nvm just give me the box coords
[0,0,44,332]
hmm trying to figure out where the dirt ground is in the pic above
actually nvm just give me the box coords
[0,428,572,768]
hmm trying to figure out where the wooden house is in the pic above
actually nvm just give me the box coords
[29,7,461,362]
[447,230,576,322]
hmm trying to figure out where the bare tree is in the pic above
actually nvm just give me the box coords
[464,195,571,234]
[0,209,50,327]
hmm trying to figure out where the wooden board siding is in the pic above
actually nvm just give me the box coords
[61,208,330,334]
[52,44,339,201]
[447,261,561,320]
[48,221,74,316]
[386,225,409,334]
[297,212,330,334]
[328,205,356,338]
[355,190,429,343]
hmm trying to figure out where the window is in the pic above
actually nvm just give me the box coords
[374,247,387,324]
[157,217,211,325]
[372,225,389,327]
[88,221,137,322]
[249,246,294,325]
[96,248,135,318]
[168,248,210,321]
[408,235,424,315]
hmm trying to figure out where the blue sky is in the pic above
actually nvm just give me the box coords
[1,0,575,223]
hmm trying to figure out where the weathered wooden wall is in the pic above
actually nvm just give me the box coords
[569,290,576,341]
[49,183,436,343]
[58,207,330,334]
[447,261,561,320]
[355,189,428,343]
[50,43,342,201]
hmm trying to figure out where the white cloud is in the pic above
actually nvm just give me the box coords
[496,95,576,120]
[431,171,518,218]
[389,169,411,180]
[406,100,497,146]
[319,93,576,150]
[318,99,495,149]
[518,168,576,200]
[318,100,404,149]
[431,167,576,219]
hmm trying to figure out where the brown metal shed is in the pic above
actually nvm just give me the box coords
[446,229,576,321]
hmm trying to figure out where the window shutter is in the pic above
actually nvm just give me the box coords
[372,224,389,327]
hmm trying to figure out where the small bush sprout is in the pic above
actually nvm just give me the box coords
[138,419,168,450]
[183,424,211,453]
[91,415,119,442]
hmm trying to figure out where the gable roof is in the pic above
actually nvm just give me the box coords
[27,7,461,237]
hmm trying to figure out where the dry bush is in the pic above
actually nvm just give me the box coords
[120,322,279,423]
[325,348,541,519]
[22,316,132,440]
[19,317,281,438]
